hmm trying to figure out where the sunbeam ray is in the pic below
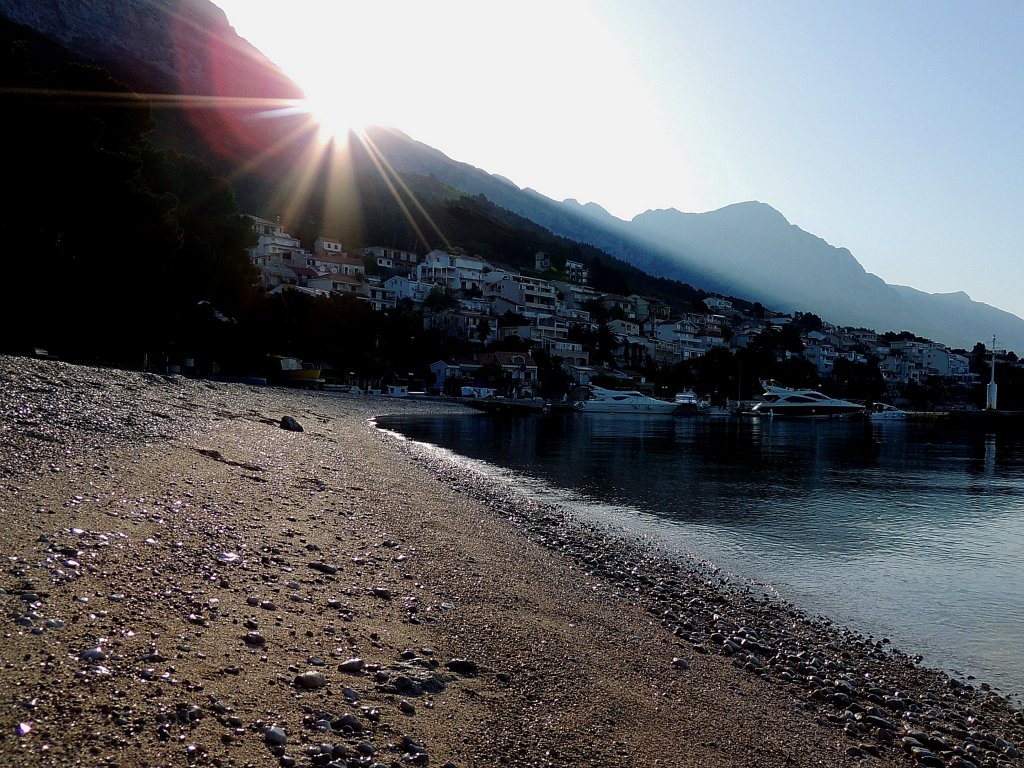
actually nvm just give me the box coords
[355,129,449,252]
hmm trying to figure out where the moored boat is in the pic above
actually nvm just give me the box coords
[673,389,706,414]
[703,404,736,418]
[575,386,680,414]
[867,403,908,421]
[749,380,864,419]
[266,355,325,389]
[467,397,547,415]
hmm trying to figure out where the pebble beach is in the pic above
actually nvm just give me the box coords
[1,355,1021,768]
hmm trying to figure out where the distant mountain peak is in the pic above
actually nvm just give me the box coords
[491,174,519,189]
[579,201,613,217]
[716,200,790,224]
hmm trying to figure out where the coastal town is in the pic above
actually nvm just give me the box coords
[247,215,992,404]
[7,4,1024,768]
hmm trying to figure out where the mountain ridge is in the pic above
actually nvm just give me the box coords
[4,0,1022,352]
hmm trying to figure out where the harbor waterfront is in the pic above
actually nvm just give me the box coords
[377,411,1024,702]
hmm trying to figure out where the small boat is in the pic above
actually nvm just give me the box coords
[467,397,547,415]
[266,355,325,389]
[575,386,680,414]
[749,380,864,419]
[703,404,735,418]
[673,389,706,414]
[868,403,908,421]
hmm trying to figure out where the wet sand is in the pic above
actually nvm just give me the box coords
[0,355,1020,767]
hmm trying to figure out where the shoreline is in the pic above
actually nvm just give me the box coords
[377,415,1024,734]
[376,410,1023,701]
[1,355,1021,767]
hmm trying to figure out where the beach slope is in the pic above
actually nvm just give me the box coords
[0,356,1019,767]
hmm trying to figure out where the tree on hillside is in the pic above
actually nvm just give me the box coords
[792,312,824,333]
[1,43,259,368]
[424,287,457,312]
[475,318,492,345]
[4,62,180,360]
[588,256,631,295]
[530,348,572,398]
[831,357,886,401]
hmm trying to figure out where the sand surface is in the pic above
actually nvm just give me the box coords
[0,356,1020,768]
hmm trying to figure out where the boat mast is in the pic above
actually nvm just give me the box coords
[986,335,998,410]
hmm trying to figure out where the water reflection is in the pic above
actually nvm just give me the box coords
[378,412,1024,697]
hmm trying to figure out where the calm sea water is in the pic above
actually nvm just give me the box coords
[377,411,1024,700]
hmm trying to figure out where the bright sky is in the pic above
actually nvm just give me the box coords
[213,0,1024,319]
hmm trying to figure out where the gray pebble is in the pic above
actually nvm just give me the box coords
[294,671,326,690]
[339,657,365,673]
[332,713,362,733]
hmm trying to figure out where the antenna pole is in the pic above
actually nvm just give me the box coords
[986,335,998,410]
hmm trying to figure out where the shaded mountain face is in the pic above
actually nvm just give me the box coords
[622,203,1024,352]
[0,0,319,209]
[0,0,299,98]
[5,0,1021,353]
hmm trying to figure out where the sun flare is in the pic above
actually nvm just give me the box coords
[214,0,675,218]
[302,90,368,146]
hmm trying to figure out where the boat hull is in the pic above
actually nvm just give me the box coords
[750,405,864,419]
[576,404,679,414]
[468,398,547,415]
[266,356,325,389]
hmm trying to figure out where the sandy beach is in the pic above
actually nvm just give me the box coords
[1,355,1020,768]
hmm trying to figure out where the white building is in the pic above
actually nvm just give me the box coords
[417,250,489,291]
[248,216,303,264]
[804,342,837,378]
[314,236,344,259]
[551,281,598,312]
[362,246,419,270]
[498,315,589,366]
[366,281,396,312]
[307,273,365,297]
[564,260,589,285]
[384,276,435,305]
[607,318,641,337]
[484,272,558,313]
[653,319,703,360]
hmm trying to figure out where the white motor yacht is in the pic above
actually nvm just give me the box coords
[867,402,909,421]
[749,380,865,418]
[575,386,680,414]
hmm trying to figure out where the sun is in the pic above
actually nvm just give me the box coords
[213,1,401,142]
[301,85,371,146]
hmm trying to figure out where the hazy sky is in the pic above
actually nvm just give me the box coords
[213,0,1024,319]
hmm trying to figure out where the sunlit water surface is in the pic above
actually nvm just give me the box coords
[377,412,1024,700]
